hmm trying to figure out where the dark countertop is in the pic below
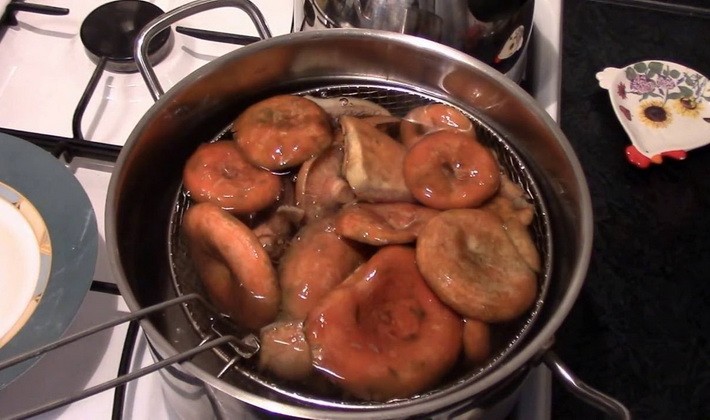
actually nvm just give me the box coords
[551,0,710,419]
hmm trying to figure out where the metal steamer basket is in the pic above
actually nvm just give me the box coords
[92,0,628,418]
[164,84,553,417]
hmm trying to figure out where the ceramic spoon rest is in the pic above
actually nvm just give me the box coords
[597,60,710,168]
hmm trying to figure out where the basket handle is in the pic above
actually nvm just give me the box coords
[543,350,632,419]
[0,293,259,419]
[135,0,272,101]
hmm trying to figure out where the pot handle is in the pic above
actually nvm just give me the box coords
[543,350,632,419]
[135,0,272,101]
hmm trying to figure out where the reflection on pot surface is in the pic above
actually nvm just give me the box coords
[293,0,535,81]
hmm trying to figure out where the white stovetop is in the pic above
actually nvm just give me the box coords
[0,1,293,418]
[0,0,562,418]
[0,0,293,146]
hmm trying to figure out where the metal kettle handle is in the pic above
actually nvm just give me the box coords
[135,0,272,101]
[543,350,632,419]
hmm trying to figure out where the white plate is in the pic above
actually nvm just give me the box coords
[0,182,52,348]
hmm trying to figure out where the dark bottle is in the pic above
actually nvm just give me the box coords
[463,0,535,76]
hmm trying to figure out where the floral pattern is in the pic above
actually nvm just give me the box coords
[621,61,710,128]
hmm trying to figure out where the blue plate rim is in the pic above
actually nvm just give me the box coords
[0,134,98,389]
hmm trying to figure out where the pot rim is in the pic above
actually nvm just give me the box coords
[107,28,593,418]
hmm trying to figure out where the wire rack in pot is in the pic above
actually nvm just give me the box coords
[167,83,554,405]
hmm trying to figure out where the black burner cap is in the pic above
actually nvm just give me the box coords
[80,0,171,69]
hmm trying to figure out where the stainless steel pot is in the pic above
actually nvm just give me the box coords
[106,0,629,418]
[292,0,535,82]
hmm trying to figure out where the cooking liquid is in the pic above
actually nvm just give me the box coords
[167,88,551,404]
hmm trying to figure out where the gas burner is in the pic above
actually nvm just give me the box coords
[70,0,173,145]
[80,0,172,73]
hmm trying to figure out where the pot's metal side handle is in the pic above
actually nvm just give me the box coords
[135,0,273,101]
[543,351,632,419]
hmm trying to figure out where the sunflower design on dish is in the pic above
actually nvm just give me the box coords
[637,99,673,128]
[597,60,710,168]
[672,96,704,118]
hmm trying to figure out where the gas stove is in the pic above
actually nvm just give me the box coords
[0,0,562,418]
